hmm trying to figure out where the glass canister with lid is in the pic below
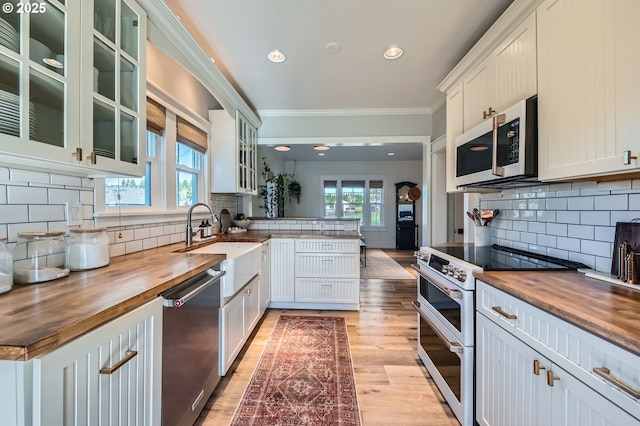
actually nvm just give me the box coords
[13,231,69,284]
[0,237,13,293]
[67,228,110,271]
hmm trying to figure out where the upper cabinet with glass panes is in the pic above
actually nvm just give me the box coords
[209,109,258,195]
[0,1,81,167]
[80,0,146,176]
[0,0,146,177]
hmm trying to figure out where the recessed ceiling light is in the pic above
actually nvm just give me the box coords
[268,50,286,63]
[387,152,395,156]
[383,46,403,60]
[470,145,489,151]
[325,42,341,54]
[274,145,290,151]
[318,153,326,156]
[314,145,330,151]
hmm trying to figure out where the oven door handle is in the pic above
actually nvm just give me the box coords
[412,301,464,354]
[411,264,464,299]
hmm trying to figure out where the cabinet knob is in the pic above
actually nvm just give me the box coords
[533,359,546,375]
[623,150,638,165]
[547,370,560,387]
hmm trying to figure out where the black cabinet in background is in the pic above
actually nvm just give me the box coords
[395,181,419,250]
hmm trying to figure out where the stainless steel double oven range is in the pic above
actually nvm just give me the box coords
[413,244,586,426]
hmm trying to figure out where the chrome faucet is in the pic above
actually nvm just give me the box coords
[186,202,218,246]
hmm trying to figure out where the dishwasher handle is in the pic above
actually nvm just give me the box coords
[163,269,225,308]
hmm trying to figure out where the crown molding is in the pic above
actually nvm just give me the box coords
[437,0,543,94]
[258,135,430,146]
[138,0,261,128]
[257,107,432,118]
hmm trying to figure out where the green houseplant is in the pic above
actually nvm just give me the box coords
[258,158,302,217]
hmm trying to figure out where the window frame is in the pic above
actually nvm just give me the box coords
[93,91,209,227]
[321,176,386,229]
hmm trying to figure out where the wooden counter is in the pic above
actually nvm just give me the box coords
[0,231,361,361]
[0,243,225,361]
[474,270,640,356]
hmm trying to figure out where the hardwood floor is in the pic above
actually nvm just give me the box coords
[195,249,459,426]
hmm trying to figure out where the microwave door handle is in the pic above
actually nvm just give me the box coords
[492,113,506,176]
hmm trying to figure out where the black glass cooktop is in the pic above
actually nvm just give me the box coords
[433,244,588,271]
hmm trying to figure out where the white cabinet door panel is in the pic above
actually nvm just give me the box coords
[446,82,465,193]
[551,363,638,426]
[295,239,359,253]
[270,238,295,302]
[37,298,162,426]
[220,291,245,375]
[295,253,359,278]
[463,57,495,131]
[477,313,551,426]
[295,279,359,304]
[494,11,537,112]
[538,0,640,180]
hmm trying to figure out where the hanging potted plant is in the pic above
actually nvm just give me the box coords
[288,179,302,204]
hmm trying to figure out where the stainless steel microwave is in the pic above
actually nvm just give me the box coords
[454,96,538,189]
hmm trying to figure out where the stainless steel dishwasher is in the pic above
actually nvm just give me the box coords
[161,267,225,426]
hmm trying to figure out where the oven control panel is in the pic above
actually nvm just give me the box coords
[415,248,478,290]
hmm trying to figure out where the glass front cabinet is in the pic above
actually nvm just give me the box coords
[0,0,146,176]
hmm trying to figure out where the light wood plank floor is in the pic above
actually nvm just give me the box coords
[195,249,459,426]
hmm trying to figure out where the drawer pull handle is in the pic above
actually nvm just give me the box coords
[533,359,546,375]
[623,150,638,165]
[491,306,517,320]
[100,350,138,375]
[593,367,640,399]
[547,370,560,387]
[322,259,333,262]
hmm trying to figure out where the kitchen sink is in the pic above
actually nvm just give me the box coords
[189,242,262,298]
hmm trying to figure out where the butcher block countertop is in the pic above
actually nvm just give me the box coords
[475,270,640,357]
[0,243,226,361]
[0,230,361,361]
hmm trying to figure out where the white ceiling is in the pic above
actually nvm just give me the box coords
[165,0,514,160]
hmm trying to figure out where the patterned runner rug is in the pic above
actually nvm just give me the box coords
[230,315,361,425]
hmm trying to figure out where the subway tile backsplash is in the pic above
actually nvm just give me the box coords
[480,179,640,273]
[0,167,240,257]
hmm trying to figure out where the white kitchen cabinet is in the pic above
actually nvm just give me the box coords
[270,238,360,310]
[477,311,638,426]
[270,238,295,303]
[446,82,464,193]
[537,0,640,181]
[476,313,551,426]
[37,298,162,425]
[463,56,495,131]
[445,11,536,193]
[0,0,146,177]
[79,0,147,176]
[462,11,536,132]
[244,276,260,336]
[209,109,258,194]
[220,275,261,375]
[476,280,640,424]
[220,285,244,375]
[259,240,271,315]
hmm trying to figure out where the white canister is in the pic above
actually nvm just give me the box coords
[0,237,13,294]
[67,228,110,271]
[474,226,491,247]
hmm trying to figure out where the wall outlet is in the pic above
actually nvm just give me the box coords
[66,201,83,226]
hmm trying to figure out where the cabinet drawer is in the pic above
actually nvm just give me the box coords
[295,239,359,253]
[295,279,359,303]
[477,280,640,419]
[295,253,359,278]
